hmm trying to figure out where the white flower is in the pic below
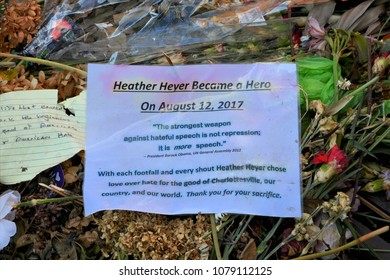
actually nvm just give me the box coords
[0,190,20,251]
[337,78,351,90]
[214,213,228,223]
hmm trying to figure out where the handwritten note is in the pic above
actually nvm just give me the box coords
[0,90,86,184]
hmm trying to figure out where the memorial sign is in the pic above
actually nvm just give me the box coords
[84,63,301,217]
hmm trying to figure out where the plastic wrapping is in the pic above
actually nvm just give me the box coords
[296,56,338,106]
[23,0,293,64]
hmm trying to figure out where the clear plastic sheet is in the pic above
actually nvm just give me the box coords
[23,0,292,64]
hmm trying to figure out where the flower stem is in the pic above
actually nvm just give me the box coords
[292,225,389,260]
[333,54,340,102]
[263,234,296,260]
[14,195,83,208]
[0,52,87,78]
[210,214,222,260]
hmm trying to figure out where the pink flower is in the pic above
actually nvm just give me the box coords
[306,17,327,51]
[307,17,326,38]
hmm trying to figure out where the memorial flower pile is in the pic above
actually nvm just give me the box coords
[0,0,389,260]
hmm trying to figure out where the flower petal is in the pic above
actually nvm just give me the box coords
[327,146,342,161]
[314,163,337,184]
[315,223,341,259]
[313,150,328,164]
[307,17,325,38]
[0,190,20,220]
[0,219,16,251]
[327,146,348,171]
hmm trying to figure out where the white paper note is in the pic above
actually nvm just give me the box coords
[0,90,86,184]
[84,63,302,217]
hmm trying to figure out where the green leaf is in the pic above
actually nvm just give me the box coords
[352,34,368,63]
[350,5,386,33]
[332,0,375,30]
[325,36,334,49]
[353,141,377,159]
[325,76,379,115]
[380,100,390,116]
[257,218,283,257]
[325,94,356,115]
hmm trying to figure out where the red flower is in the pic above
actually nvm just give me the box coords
[312,150,327,164]
[50,19,72,40]
[313,146,348,173]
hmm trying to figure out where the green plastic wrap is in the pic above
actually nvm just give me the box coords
[296,56,340,107]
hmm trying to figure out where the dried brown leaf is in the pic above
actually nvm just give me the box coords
[66,216,82,229]
[53,238,78,260]
[26,33,33,43]
[64,166,80,184]
[15,234,38,248]
[78,231,99,248]
[238,238,257,260]
[38,71,45,83]
[17,31,24,43]
[30,77,38,89]
[28,10,36,17]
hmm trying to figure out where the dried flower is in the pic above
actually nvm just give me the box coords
[314,222,341,259]
[291,213,320,242]
[97,211,211,260]
[322,192,351,221]
[318,117,338,134]
[372,55,390,75]
[337,78,352,90]
[0,0,42,52]
[1,65,86,98]
[313,146,348,184]
[309,100,326,118]
[0,190,20,251]
[279,227,307,259]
